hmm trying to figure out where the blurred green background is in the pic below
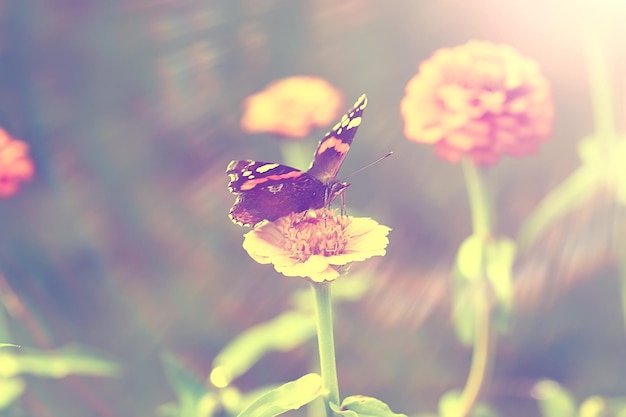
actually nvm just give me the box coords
[1,1,626,416]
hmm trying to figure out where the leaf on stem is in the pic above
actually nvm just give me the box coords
[210,311,316,387]
[0,345,119,379]
[456,235,485,282]
[438,390,498,417]
[331,395,407,417]
[161,353,216,417]
[452,235,486,346]
[517,162,599,251]
[485,237,516,331]
[236,373,325,417]
[0,378,25,410]
[532,380,577,417]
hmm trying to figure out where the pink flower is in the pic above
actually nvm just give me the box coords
[0,129,34,197]
[401,41,554,165]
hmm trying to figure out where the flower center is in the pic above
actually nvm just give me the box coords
[276,209,349,262]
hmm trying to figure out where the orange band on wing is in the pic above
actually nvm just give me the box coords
[316,136,350,155]
[240,171,303,190]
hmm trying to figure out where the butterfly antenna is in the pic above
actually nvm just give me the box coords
[344,152,393,179]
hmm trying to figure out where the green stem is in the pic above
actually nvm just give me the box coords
[456,158,494,417]
[0,271,12,341]
[461,158,491,237]
[583,20,626,341]
[454,285,492,417]
[618,248,626,335]
[581,26,616,146]
[312,282,340,416]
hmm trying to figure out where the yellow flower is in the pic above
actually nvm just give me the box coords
[400,40,554,165]
[240,76,343,138]
[242,209,391,282]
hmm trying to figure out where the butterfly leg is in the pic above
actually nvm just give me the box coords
[339,192,348,217]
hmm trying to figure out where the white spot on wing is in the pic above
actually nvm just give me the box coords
[347,116,361,130]
[256,163,280,173]
[267,183,284,193]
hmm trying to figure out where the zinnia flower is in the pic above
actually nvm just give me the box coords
[241,77,343,138]
[0,128,34,197]
[242,209,391,282]
[400,40,554,165]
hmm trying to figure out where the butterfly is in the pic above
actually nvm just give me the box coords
[226,94,367,226]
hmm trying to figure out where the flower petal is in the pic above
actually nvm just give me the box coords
[239,210,390,282]
[275,255,340,282]
[0,129,34,198]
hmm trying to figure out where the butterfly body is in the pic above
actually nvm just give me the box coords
[227,94,367,226]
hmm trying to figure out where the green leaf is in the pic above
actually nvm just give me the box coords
[0,352,19,378]
[615,400,626,417]
[485,238,515,307]
[210,311,315,387]
[453,235,516,341]
[613,140,626,207]
[0,377,25,409]
[437,390,461,417]
[579,396,605,417]
[451,285,476,347]
[485,237,516,332]
[437,391,499,417]
[234,385,281,415]
[438,390,461,417]
[162,353,216,417]
[455,235,485,282]
[577,136,603,168]
[156,402,180,417]
[470,402,500,417]
[517,165,599,251]
[617,179,626,206]
[331,275,373,300]
[0,346,119,379]
[578,135,626,206]
[0,344,19,348]
[290,274,373,311]
[604,396,626,417]
[236,373,325,417]
[533,380,576,417]
[452,235,488,346]
[332,395,407,417]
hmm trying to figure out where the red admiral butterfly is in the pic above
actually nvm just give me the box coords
[227,94,368,226]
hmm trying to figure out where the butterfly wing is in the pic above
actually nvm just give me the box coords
[306,94,368,182]
[227,160,326,226]
[226,94,368,226]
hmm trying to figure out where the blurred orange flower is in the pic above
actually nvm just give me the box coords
[0,128,34,198]
[241,76,344,138]
[242,209,391,282]
[400,41,554,165]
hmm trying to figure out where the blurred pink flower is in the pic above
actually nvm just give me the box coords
[0,128,34,197]
[241,77,344,139]
[400,41,554,165]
